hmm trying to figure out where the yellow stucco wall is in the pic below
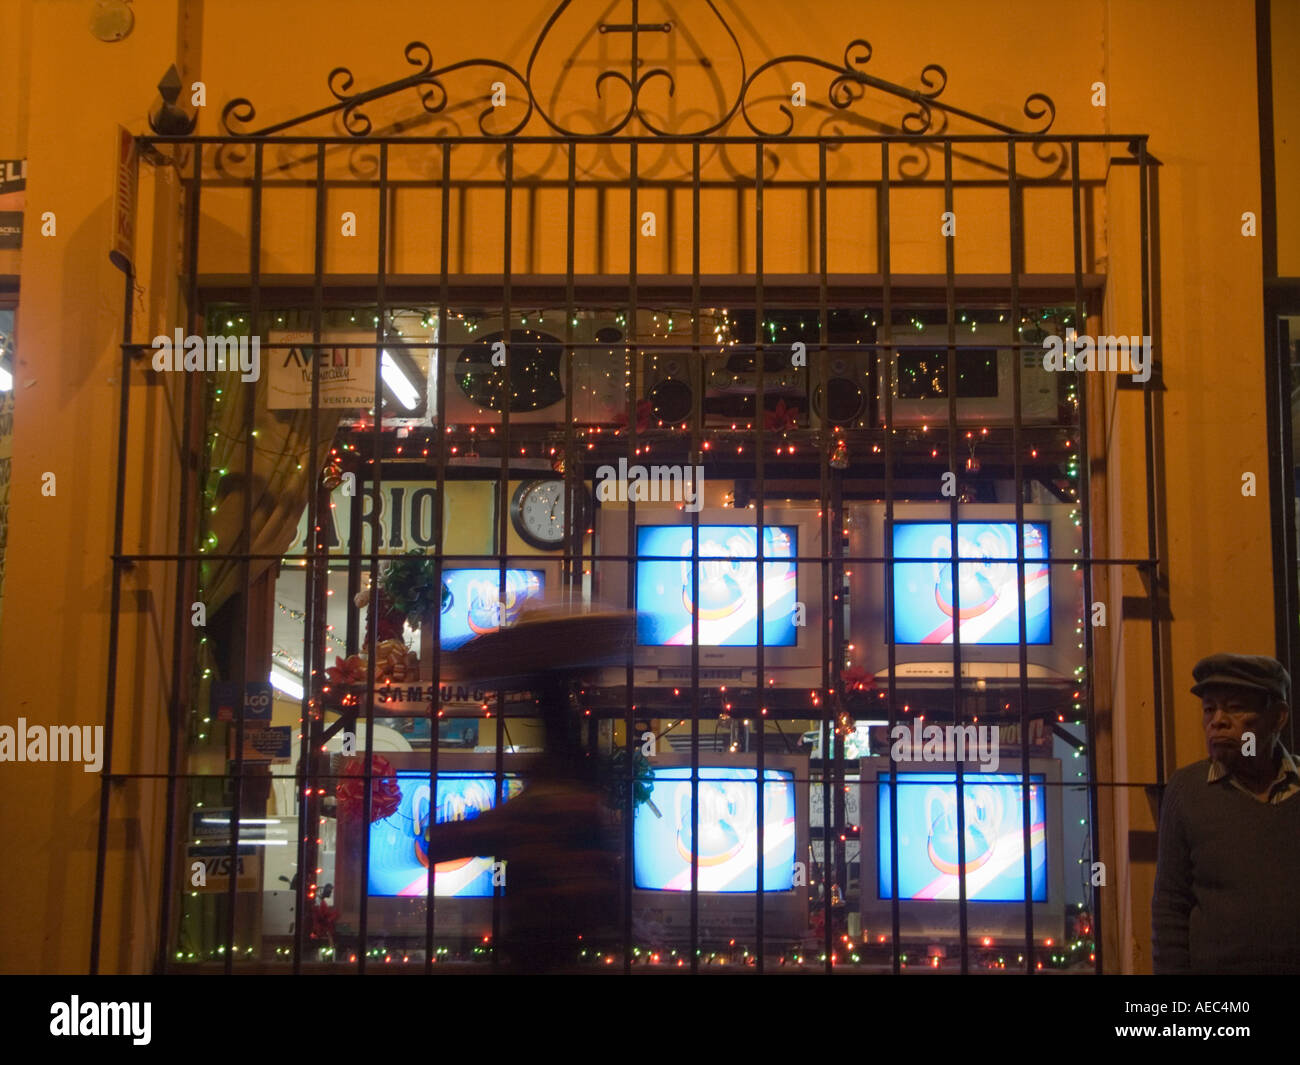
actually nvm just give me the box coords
[0,0,1292,974]
[0,0,189,975]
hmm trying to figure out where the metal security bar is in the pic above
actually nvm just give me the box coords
[96,11,1163,976]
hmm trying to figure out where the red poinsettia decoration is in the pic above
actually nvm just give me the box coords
[355,584,409,642]
[614,399,654,434]
[309,900,338,942]
[336,754,402,823]
[840,666,875,695]
[373,589,408,642]
[808,905,847,944]
[325,654,368,685]
[764,399,800,432]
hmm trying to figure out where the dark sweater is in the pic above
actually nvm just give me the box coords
[1151,759,1300,973]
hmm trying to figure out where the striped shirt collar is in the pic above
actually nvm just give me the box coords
[1207,746,1300,804]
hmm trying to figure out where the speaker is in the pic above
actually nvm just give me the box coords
[810,350,872,428]
[642,351,695,425]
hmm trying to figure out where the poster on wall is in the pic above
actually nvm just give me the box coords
[267,330,377,410]
[0,159,25,249]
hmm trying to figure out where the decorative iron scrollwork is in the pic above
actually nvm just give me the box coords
[218,1,1055,140]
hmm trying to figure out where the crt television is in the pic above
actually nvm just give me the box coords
[848,502,1083,683]
[630,753,811,946]
[859,756,1066,943]
[432,566,549,650]
[597,504,826,689]
[335,752,537,938]
[414,563,558,678]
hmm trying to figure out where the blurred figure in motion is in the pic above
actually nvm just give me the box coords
[422,610,628,972]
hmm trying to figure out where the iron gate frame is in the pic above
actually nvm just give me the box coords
[93,13,1165,976]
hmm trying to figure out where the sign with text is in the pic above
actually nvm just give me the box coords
[190,808,236,840]
[268,331,377,410]
[187,846,261,893]
[110,129,136,265]
[0,159,25,249]
[809,782,862,828]
[233,724,294,764]
[210,681,274,724]
[286,479,497,555]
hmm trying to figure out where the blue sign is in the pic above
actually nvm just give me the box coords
[211,681,274,723]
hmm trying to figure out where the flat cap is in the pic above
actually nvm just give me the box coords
[1190,653,1290,702]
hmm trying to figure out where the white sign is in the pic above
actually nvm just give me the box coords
[268,330,376,410]
[809,781,861,828]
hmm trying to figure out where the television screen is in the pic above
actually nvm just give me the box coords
[367,771,524,897]
[634,767,796,891]
[877,772,1047,902]
[892,522,1050,644]
[635,525,798,647]
[436,568,545,650]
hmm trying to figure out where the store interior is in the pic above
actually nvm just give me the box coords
[177,302,1098,970]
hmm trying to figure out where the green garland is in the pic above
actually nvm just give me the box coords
[379,551,451,618]
[602,746,655,812]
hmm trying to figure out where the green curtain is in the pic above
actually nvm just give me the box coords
[200,368,341,611]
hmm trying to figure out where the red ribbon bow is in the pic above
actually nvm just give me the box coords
[336,754,402,823]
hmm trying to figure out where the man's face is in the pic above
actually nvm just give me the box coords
[1201,685,1282,767]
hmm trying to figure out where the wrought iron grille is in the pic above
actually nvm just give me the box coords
[96,6,1164,975]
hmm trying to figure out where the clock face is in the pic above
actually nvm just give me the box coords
[510,480,568,550]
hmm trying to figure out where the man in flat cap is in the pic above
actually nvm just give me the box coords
[1151,653,1300,973]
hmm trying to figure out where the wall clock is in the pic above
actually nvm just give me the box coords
[510,479,586,551]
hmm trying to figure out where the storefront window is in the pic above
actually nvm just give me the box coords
[166,297,1099,971]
